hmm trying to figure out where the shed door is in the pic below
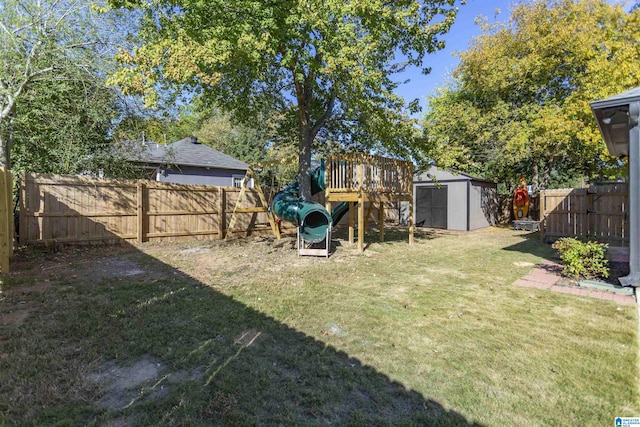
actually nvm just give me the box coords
[416,186,448,229]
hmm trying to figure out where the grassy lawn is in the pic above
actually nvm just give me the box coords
[1,226,638,426]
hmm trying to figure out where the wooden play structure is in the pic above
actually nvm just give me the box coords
[324,153,414,252]
[228,153,415,253]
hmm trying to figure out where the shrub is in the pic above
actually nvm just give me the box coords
[552,237,609,279]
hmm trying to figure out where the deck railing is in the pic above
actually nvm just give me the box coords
[325,154,413,194]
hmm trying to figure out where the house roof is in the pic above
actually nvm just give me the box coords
[590,86,640,110]
[121,137,249,171]
[590,87,640,158]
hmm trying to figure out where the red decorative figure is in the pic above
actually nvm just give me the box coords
[513,176,529,219]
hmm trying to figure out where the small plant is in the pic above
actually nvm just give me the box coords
[552,237,609,279]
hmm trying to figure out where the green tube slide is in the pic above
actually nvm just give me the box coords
[272,160,349,243]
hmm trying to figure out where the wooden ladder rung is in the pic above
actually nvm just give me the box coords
[234,207,269,213]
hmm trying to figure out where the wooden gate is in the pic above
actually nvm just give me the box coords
[540,183,628,246]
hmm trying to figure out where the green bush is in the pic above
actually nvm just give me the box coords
[552,237,609,279]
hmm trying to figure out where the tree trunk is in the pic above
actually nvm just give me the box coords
[294,77,313,201]
[297,122,313,201]
[293,67,335,201]
[0,129,7,168]
[540,162,551,190]
[0,114,13,169]
[531,162,540,192]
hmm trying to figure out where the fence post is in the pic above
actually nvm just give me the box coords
[137,181,145,243]
[586,188,593,240]
[19,171,26,245]
[218,186,226,239]
[0,167,11,273]
[7,169,13,260]
[539,190,546,242]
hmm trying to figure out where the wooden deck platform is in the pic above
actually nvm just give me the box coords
[324,154,414,252]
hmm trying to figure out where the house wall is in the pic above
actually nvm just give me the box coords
[158,166,247,187]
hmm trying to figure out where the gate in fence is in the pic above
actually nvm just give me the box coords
[540,183,628,246]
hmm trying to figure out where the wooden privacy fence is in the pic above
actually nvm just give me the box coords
[540,183,628,246]
[0,167,14,272]
[19,172,289,245]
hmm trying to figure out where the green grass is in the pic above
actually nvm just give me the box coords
[0,227,637,426]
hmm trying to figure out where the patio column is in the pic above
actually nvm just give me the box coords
[621,101,640,286]
[591,87,640,287]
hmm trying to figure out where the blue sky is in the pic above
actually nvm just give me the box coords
[395,0,630,116]
[394,0,518,114]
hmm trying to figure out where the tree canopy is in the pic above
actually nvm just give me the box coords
[0,0,120,169]
[114,100,275,166]
[11,78,117,175]
[422,0,640,192]
[108,0,461,199]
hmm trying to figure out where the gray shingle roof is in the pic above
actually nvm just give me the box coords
[414,165,495,184]
[121,137,249,171]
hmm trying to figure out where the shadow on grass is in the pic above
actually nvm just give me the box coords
[501,229,556,260]
[332,224,442,248]
[2,245,484,426]
[1,201,483,426]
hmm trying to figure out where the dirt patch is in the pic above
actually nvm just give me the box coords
[513,261,535,267]
[556,261,630,287]
[1,246,163,330]
[87,355,207,410]
[608,261,630,284]
[53,253,153,284]
[87,355,165,409]
[0,309,30,327]
[4,245,172,292]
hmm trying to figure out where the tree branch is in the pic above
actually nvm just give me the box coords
[311,91,336,137]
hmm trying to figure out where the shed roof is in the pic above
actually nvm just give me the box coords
[414,165,495,185]
[121,137,249,171]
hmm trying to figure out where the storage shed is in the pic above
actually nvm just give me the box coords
[413,166,498,231]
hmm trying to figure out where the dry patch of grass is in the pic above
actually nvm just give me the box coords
[0,227,638,426]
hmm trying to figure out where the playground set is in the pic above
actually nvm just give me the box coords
[227,153,415,256]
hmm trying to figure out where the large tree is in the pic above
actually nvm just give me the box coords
[0,0,119,169]
[11,78,119,175]
[422,0,640,191]
[107,0,461,199]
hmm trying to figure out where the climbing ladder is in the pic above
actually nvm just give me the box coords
[225,167,281,239]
